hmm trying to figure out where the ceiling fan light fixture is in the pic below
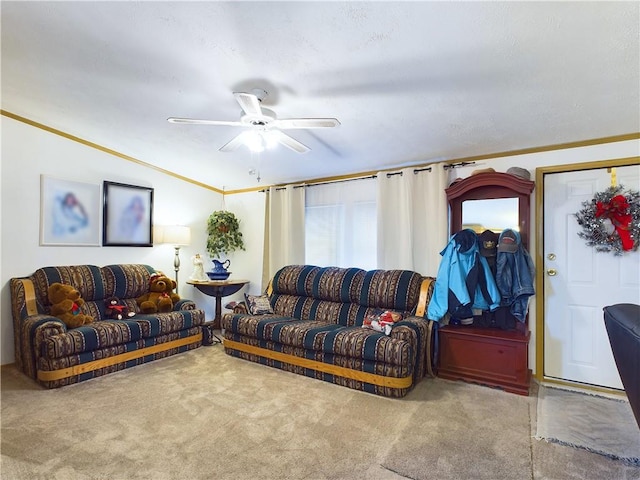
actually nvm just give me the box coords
[245,131,266,153]
[262,130,279,149]
[244,130,279,152]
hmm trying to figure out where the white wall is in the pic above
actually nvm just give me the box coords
[2,113,637,372]
[0,116,229,364]
[184,190,267,317]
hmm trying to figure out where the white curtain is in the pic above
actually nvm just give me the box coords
[377,168,414,270]
[377,163,448,276]
[265,185,305,280]
[305,177,377,270]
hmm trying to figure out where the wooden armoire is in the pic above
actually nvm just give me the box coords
[437,171,535,396]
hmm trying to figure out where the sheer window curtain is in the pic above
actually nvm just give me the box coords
[377,163,448,276]
[305,177,377,270]
[263,185,305,286]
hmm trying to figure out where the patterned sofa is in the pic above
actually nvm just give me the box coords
[10,264,205,388]
[222,265,436,398]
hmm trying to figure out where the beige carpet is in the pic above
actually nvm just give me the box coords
[382,380,532,479]
[2,345,639,480]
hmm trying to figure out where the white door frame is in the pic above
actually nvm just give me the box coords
[534,156,640,391]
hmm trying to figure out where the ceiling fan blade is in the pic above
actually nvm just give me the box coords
[275,118,341,129]
[233,92,263,116]
[167,117,242,126]
[270,130,310,153]
[219,132,251,152]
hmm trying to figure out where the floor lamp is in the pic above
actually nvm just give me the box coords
[162,225,191,294]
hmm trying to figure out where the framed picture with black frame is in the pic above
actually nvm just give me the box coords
[103,181,153,246]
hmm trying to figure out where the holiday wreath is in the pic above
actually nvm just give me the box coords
[575,185,640,255]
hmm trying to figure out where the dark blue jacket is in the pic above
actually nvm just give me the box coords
[496,229,535,322]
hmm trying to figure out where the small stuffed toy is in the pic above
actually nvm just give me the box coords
[48,282,94,328]
[104,297,135,320]
[136,273,180,314]
[362,310,403,335]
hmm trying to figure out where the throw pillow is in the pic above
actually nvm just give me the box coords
[244,294,274,315]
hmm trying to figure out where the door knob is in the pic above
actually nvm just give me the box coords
[547,268,557,276]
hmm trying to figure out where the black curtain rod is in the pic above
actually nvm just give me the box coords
[261,161,476,192]
[386,162,476,176]
[260,175,376,192]
[443,161,476,170]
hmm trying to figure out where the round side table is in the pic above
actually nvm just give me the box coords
[187,279,250,329]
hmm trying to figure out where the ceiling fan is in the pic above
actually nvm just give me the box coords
[167,89,340,153]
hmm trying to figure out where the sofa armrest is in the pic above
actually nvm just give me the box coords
[391,316,436,378]
[16,314,68,379]
[174,299,197,311]
[231,302,249,314]
[415,277,435,318]
[22,315,68,337]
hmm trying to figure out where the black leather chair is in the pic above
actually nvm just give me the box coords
[603,303,640,429]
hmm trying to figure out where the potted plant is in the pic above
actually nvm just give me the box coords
[206,210,245,260]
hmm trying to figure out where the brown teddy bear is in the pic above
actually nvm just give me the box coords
[136,273,180,314]
[47,282,94,328]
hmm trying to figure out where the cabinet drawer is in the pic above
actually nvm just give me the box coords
[438,326,531,396]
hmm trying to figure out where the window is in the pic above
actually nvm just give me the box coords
[305,178,377,270]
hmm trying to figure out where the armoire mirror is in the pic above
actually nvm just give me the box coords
[461,197,519,234]
[447,171,535,249]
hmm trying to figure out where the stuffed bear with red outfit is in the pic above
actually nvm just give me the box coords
[47,282,94,328]
[104,297,135,320]
[136,273,180,314]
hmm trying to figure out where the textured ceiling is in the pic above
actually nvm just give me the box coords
[2,2,639,191]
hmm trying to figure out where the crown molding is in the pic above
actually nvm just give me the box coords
[3,110,638,196]
[1,110,223,194]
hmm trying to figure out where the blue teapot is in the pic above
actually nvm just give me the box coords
[207,259,231,280]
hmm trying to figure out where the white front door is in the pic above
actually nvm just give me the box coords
[543,165,640,389]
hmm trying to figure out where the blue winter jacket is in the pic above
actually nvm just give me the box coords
[427,229,501,322]
[496,229,535,322]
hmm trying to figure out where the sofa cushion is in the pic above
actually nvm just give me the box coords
[270,294,407,327]
[271,266,424,314]
[31,265,105,306]
[133,311,204,337]
[225,314,412,367]
[28,264,159,321]
[102,264,156,300]
[43,320,145,359]
[310,267,365,303]
[43,309,204,358]
[359,269,423,312]
[271,265,320,297]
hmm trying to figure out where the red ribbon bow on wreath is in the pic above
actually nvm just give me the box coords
[595,194,633,251]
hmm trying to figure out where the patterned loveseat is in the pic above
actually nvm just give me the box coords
[10,264,205,388]
[222,265,436,398]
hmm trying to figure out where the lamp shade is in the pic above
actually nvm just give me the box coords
[153,225,165,244]
[163,225,191,246]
